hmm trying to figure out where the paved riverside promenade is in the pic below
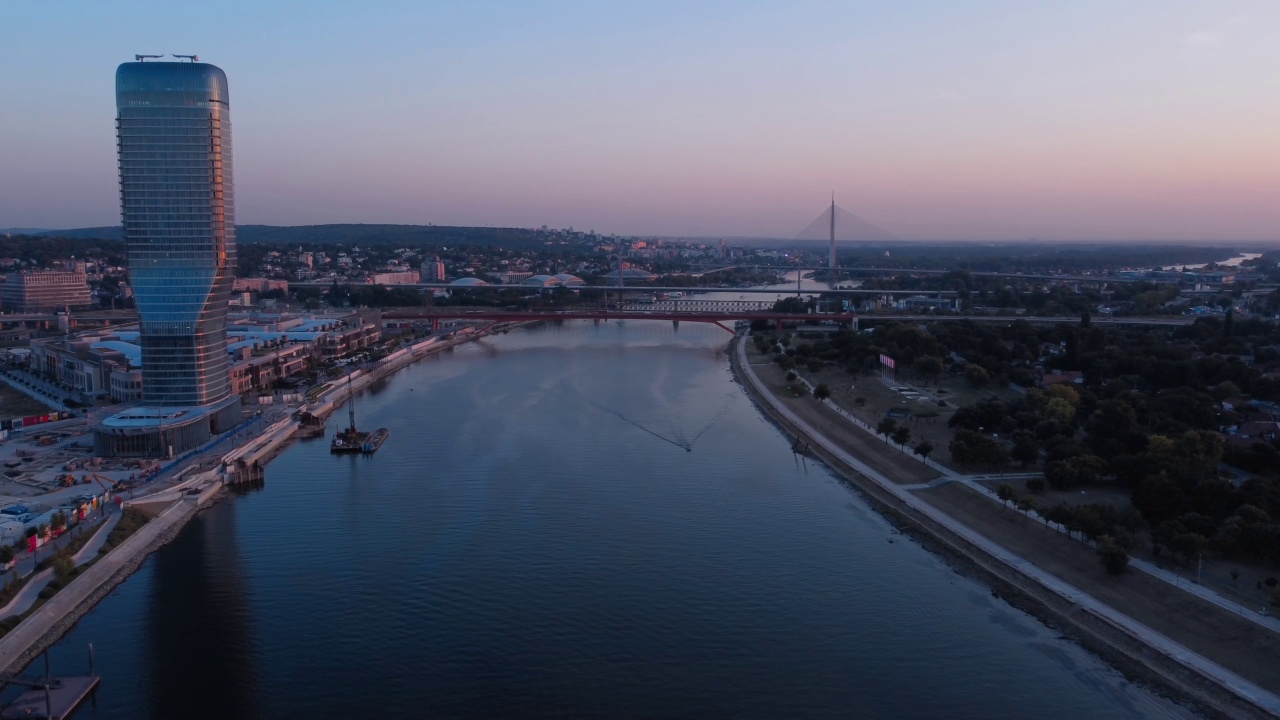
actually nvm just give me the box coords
[0,500,195,673]
[0,511,123,622]
[734,338,1280,717]
[784,357,1280,637]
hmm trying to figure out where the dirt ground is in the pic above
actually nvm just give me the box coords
[916,481,1280,694]
[746,352,938,486]
[0,384,55,419]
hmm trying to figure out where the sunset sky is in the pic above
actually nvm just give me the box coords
[2,0,1278,241]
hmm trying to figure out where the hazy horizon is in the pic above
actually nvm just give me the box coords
[3,1,1279,242]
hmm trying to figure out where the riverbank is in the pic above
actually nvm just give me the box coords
[0,494,205,673]
[0,322,520,677]
[729,335,1279,720]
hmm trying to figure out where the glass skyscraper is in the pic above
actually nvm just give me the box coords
[116,60,235,406]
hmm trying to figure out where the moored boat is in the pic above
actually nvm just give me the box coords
[361,428,389,453]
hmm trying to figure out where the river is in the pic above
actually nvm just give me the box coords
[13,321,1195,718]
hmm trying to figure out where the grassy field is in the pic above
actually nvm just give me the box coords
[745,349,938,486]
[0,384,55,419]
[748,340,966,467]
[915,481,1280,695]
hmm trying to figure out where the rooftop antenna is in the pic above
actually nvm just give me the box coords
[135,54,163,62]
[171,54,199,62]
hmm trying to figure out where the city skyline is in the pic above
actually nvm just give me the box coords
[2,1,1279,242]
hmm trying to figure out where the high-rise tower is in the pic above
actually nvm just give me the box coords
[97,57,241,457]
[116,59,235,406]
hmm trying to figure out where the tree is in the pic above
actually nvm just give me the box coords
[1044,454,1107,490]
[1016,495,1038,517]
[50,510,67,531]
[914,440,934,460]
[1085,399,1143,460]
[1011,430,1040,469]
[813,383,831,401]
[1044,398,1076,425]
[892,426,911,450]
[1097,536,1130,574]
[913,356,945,386]
[965,364,991,388]
[773,297,807,314]
[996,483,1017,507]
[949,428,1009,469]
[0,546,13,565]
[876,418,898,439]
[52,554,75,579]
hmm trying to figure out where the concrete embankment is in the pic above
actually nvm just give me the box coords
[728,337,1278,720]
[0,496,204,674]
[0,324,515,674]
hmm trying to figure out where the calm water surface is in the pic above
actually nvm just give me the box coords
[20,321,1194,718]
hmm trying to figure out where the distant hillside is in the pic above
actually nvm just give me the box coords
[234,223,548,247]
[22,223,564,248]
[24,226,123,240]
[0,235,126,266]
[0,228,54,236]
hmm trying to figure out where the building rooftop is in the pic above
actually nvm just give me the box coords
[90,341,143,367]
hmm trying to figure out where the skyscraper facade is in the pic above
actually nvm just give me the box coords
[116,59,235,406]
[97,58,240,457]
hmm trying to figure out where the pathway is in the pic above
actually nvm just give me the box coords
[0,509,120,622]
[0,500,195,673]
[737,337,1280,716]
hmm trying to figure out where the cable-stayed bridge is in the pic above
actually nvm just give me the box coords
[795,199,898,269]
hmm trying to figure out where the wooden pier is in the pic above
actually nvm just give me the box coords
[1,675,98,719]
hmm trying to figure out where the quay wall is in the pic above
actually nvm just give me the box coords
[0,321,523,678]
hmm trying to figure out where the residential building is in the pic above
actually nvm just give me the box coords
[368,270,420,285]
[318,311,382,359]
[0,271,92,312]
[423,257,446,282]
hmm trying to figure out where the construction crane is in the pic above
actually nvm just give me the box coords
[134,54,163,62]
[171,53,199,62]
[90,473,117,494]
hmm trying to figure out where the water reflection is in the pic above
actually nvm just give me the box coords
[145,504,260,719]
